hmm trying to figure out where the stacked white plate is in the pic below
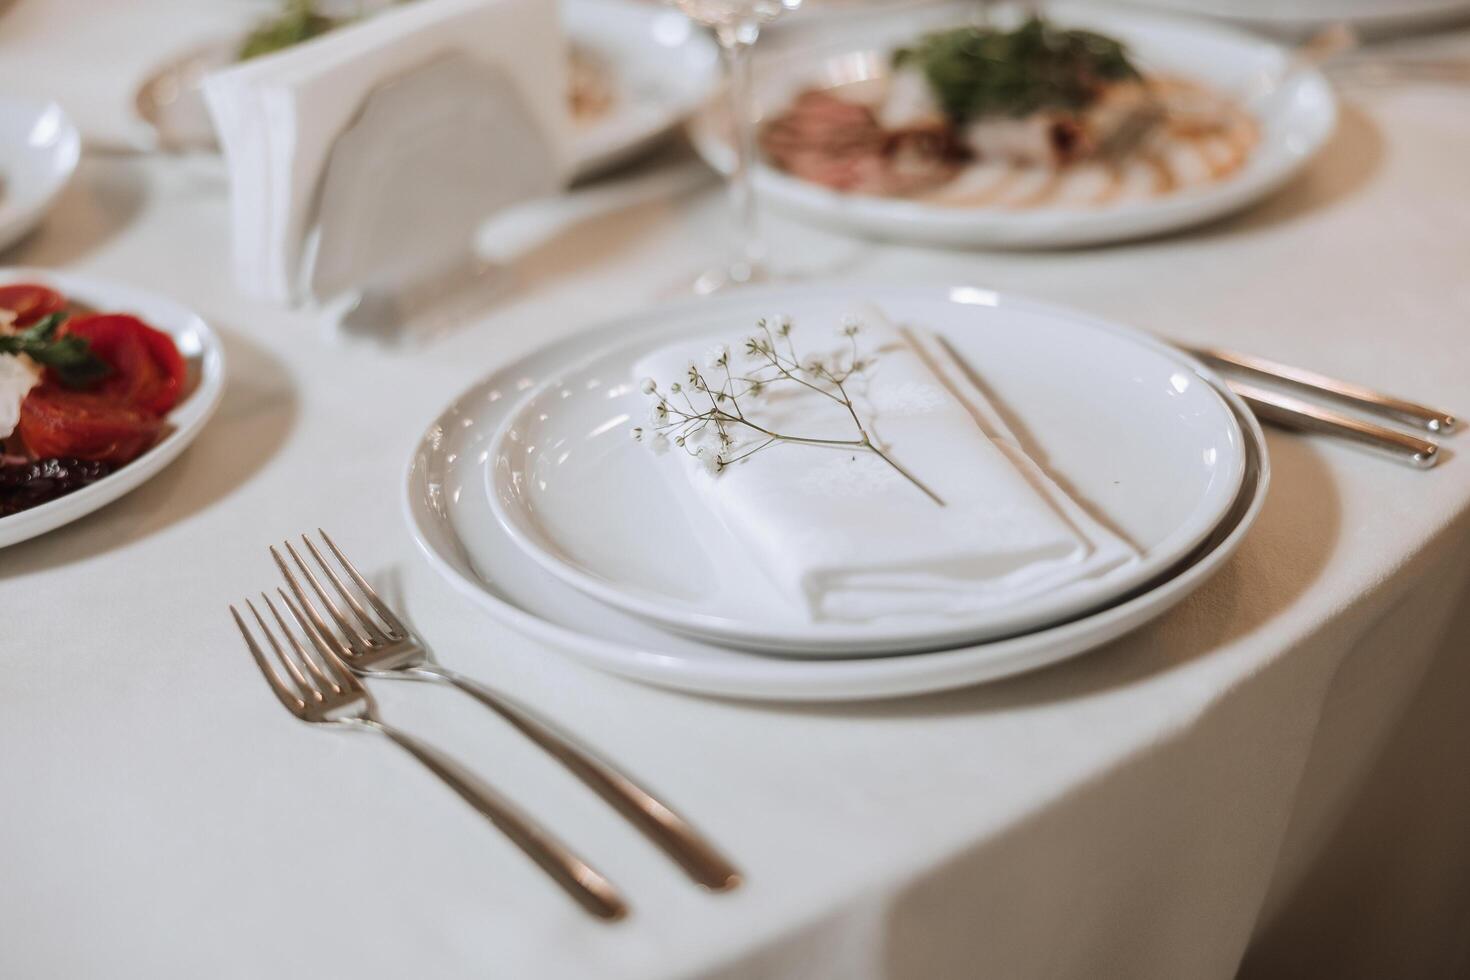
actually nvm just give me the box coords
[405,283,1268,702]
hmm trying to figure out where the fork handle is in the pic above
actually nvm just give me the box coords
[423,668,741,892]
[366,720,627,920]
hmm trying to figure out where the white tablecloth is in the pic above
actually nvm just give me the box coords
[3,17,1470,980]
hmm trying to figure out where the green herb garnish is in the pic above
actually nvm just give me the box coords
[238,0,340,62]
[0,314,111,388]
[893,17,1140,122]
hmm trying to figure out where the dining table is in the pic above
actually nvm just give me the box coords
[2,13,1470,980]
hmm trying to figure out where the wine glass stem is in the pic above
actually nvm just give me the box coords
[717,26,763,275]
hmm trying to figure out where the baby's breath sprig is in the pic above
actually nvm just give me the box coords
[631,314,944,506]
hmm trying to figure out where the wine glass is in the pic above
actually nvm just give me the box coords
[668,0,802,294]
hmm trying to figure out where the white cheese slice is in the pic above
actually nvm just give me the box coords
[0,353,41,442]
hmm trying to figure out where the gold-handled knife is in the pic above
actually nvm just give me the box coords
[1192,346,1456,435]
[1226,380,1440,469]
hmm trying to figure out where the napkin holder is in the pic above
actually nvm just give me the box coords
[306,51,562,330]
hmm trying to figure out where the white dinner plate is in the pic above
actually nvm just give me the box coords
[688,2,1338,249]
[567,0,719,178]
[0,100,79,254]
[133,0,718,180]
[486,287,1245,655]
[0,269,226,548]
[1123,0,1470,35]
[404,282,1270,701]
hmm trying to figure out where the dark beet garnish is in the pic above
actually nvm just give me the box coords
[0,457,114,517]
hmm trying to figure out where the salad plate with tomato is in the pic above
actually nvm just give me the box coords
[0,269,225,548]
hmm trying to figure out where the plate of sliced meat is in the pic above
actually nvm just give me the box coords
[688,1,1337,248]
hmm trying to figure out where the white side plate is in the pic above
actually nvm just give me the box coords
[567,0,719,178]
[0,100,79,254]
[0,269,226,548]
[404,282,1270,701]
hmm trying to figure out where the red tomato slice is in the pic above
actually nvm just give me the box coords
[16,385,163,464]
[0,284,66,327]
[61,313,186,414]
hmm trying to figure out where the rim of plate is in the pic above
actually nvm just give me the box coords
[687,1,1339,248]
[130,0,718,177]
[0,268,227,548]
[0,100,81,253]
[403,282,1270,700]
[567,0,719,179]
[482,291,1246,654]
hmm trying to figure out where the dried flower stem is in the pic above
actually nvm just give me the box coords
[633,316,945,506]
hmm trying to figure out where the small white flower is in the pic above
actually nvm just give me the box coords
[630,426,643,442]
[771,314,792,336]
[670,381,682,393]
[685,361,701,386]
[649,432,670,455]
[705,345,730,369]
[801,355,825,375]
[839,314,862,337]
[650,402,669,424]
[696,449,722,475]
[639,377,657,395]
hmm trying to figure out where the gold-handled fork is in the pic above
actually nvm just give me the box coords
[230,590,628,920]
[271,530,742,893]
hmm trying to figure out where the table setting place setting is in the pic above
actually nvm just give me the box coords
[2,0,1469,976]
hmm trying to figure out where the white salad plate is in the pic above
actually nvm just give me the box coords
[0,269,226,549]
[485,288,1245,656]
[405,283,1269,701]
[567,0,719,178]
[0,100,80,254]
[132,0,718,180]
[688,1,1338,249]
[1126,0,1470,35]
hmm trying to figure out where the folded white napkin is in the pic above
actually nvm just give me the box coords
[202,0,571,305]
[632,305,1136,623]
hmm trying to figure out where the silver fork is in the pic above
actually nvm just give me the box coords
[272,530,742,893]
[230,590,628,920]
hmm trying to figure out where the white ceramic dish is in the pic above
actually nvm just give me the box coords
[688,2,1338,249]
[0,269,226,548]
[404,283,1270,701]
[133,0,717,180]
[486,289,1245,656]
[0,100,80,254]
[1123,0,1470,35]
[568,0,719,178]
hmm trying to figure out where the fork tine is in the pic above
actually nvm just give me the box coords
[318,529,410,637]
[256,593,334,699]
[301,534,391,644]
[283,540,372,655]
[263,591,345,697]
[271,545,361,658]
[277,590,365,696]
[231,604,308,715]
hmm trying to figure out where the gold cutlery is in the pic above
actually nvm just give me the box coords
[1226,380,1440,469]
[230,591,628,920]
[1190,346,1456,435]
[271,530,741,893]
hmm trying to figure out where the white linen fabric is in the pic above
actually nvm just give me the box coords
[632,307,1135,622]
[202,0,570,305]
[1,12,1469,980]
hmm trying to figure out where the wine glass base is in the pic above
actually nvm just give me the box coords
[692,259,767,296]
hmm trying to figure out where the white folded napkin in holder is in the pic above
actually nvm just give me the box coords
[309,52,561,323]
[203,0,570,321]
